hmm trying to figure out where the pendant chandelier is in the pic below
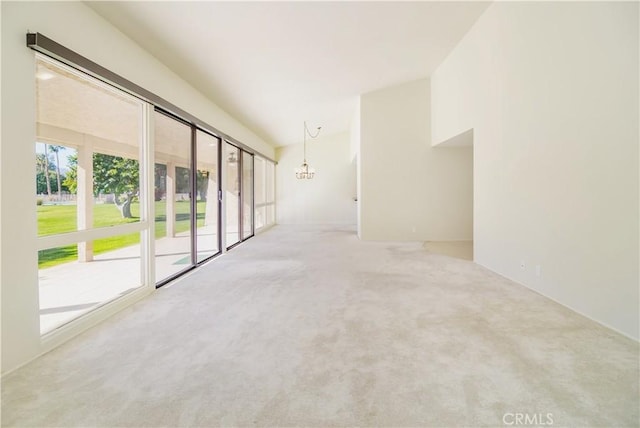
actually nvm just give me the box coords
[295,121,321,179]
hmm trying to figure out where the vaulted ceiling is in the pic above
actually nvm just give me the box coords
[88,1,490,147]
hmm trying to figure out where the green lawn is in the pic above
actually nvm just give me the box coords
[38,201,206,268]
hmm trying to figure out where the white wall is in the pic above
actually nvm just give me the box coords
[1,1,274,374]
[276,132,356,225]
[359,78,473,241]
[431,2,639,339]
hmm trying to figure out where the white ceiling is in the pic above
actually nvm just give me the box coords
[87,1,490,147]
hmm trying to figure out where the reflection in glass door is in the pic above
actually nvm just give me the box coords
[154,111,193,283]
[225,143,241,248]
[196,130,220,262]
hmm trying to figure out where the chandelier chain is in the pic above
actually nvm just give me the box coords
[302,121,321,163]
[296,121,321,179]
[304,121,322,139]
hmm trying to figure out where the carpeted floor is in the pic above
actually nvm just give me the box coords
[2,225,638,427]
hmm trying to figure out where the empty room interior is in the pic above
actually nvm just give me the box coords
[1,1,639,427]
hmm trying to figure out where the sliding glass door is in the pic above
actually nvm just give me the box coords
[35,56,147,334]
[242,151,254,240]
[32,48,264,337]
[196,130,221,262]
[225,143,241,248]
[154,111,193,283]
[225,142,255,248]
[154,111,225,284]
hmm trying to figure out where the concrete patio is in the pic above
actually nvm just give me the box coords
[38,228,231,334]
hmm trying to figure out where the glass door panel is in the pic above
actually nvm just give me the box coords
[242,151,254,240]
[225,143,241,248]
[154,111,193,283]
[35,56,146,334]
[254,157,266,230]
[196,130,220,262]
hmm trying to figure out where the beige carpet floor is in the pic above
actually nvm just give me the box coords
[2,225,638,427]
